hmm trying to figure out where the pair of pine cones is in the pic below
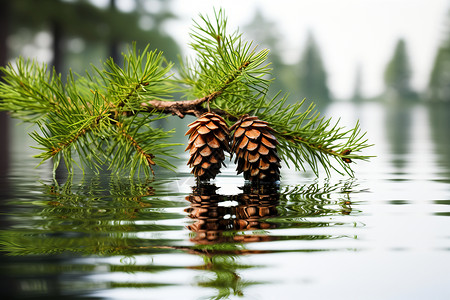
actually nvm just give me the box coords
[185,112,281,182]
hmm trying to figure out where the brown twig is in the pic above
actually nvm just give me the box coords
[141,93,216,118]
[140,91,237,121]
[140,60,251,119]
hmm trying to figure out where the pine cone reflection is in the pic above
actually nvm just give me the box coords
[185,183,280,246]
[233,184,279,233]
[185,183,232,244]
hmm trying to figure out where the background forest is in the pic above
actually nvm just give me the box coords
[1,0,450,106]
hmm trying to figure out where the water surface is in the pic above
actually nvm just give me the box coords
[1,102,450,299]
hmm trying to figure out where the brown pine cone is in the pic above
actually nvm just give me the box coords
[230,115,281,182]
[185,112,230,180]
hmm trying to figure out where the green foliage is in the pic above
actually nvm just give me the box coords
[178,9,271,102]
[0,9,372,177]
[0,44,178,175]
[98,44,174,107]
[254,97,371,176]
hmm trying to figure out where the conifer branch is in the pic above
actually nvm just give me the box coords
[114,121,156,175]
[0,8,373,177]
[251,96,373,176]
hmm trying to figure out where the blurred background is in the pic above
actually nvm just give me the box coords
[1,0,450,174]
[2,0,450,103]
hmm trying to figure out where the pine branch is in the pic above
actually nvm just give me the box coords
[177,9,271,106]
[0,51,178,175]
[89,43,174,117]
[107,113,179,176]
[0,59,61,122]
[251,95,373,176]
[0,9,373,177]
[140,60,251,118]
[114,120,156,175]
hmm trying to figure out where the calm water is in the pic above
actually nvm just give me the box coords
[1,101,450,300]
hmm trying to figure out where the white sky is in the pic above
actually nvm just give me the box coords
[167,0,450,99]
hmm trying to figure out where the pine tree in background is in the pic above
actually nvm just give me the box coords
[428,47,450,102]
[428,11,450,102]
[383,38,416,100]
[0,9,372,179]
[242,9,286,96]
[352,64,364,102]
[298,32,331,105]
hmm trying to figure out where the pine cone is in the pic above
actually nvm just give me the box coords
[230,115,281,182]
[185,112,230,180]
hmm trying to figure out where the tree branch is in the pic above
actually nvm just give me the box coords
[141,93,215,118]
[115,121,156,175]
[140,94,238,121]
[140,60,251,119]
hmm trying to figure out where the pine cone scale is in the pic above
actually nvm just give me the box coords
[197,126,211,135]
[193,134,206,148]
[247,141,258,151]
[213,130,226,142]
[234,127,246,138]
[245,129,261,139]
[200,146,212,156]
[259,145,269,155]
[205,121,219,130]
[261,137,276,149]
[206,135,221,148]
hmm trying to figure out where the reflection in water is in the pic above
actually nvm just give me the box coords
[1,101,450,299]
[186,183,279,247]
[184,183,280,298]
[183,181,355,299]
[1,177,184,257]
[385,102,413,170]
[0,175,360,299]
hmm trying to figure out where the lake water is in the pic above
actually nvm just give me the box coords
[1,101,450,299]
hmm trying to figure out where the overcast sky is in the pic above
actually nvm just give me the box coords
[167,0,450,99]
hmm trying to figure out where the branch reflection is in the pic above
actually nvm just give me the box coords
[185,183,280,246]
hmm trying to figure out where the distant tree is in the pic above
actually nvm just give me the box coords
[243,9,286,96]
[4,0,180,73]
[427,11,450,102]
[0,0,10,68]
[0,0,10,173]
[383,38,416,99]
[297,32,331,104]
[352,63,363,101]
[428,48,450,101]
